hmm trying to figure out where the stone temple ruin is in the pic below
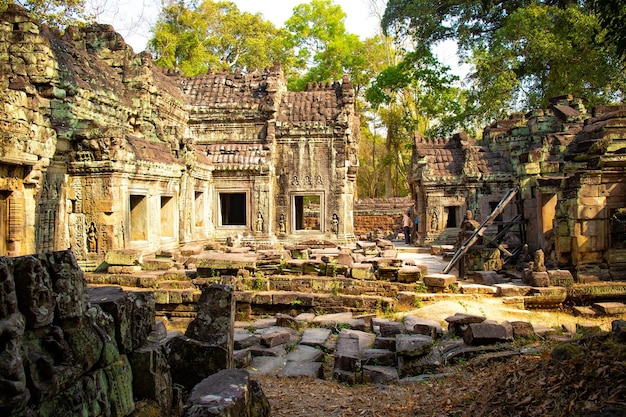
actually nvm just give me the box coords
[0,5,359,267]
[412,95,626,283]
[3,4,626,417]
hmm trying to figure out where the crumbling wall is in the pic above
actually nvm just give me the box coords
[0,250,150,416]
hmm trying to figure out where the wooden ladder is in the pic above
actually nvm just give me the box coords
[443,187,520,274]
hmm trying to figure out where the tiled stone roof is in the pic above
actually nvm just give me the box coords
[278,84,342,123]
[197,143,270,170]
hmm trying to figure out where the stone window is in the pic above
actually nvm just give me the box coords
[610,208,626,249]
[129,194,148,241]
[294,194,321,231]
[445,206,458,228]
[194,191,204,227]
[160,195,175,237]
[219,192,247,226]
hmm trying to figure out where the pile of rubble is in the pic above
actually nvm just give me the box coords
[232,309,602,385]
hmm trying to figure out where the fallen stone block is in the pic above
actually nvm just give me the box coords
[374,336,396,351]
[524,287,567,308]
[594,302,626,315]
[167,335,232,391]
[361,348,396,367]
[248,344,288,358]
[423,273,456,288]
[362,365,399,384]
[472,271,505,285]
[278,361,324,379]
[334,332,361,372]
[234,329,260,350]
[128,341,172,412]
[257,326,297,348]
[183,370,270,417]
[395,334,433,357]
[300,328,332,349]
[612,320,626,342]
[509,321,535,339]
[341,329,376,352]
[248,357,286,376]
[445,313,486,337]
[285,345,324,363]
[548,269,574,287]
[379,320,405,337]
[463,322,513,346]
[404,316,443,339]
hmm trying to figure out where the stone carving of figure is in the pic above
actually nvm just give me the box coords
[430,210,438,231]
[291,175,300,186]
[330,213,339,235]
[87,222,98,253]
[533,249,547,272]
[279,213,286,234]
[255,212,263,232]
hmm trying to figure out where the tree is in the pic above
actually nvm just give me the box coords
[590,0,626,62]
[149,0,293,76]
[1,0,92,29]
[382,0,625,120]
[284,0,370,90]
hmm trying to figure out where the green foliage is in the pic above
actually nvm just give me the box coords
[2,0,92,29]
[589,0,626,62]
[382,0,626,120]
[149,0,293,76]
[415,281,428,293]
[284,0,369,90]
[331,278,340,295]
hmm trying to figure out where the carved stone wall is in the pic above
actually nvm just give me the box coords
[0,5,359,265]
[410,95,626,280]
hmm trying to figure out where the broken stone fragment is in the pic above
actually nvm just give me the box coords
[463,322,514,346]
[183,369,270,417]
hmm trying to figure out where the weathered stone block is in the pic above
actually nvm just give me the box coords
[183,370,270,417]
[548,269,574,287]
[404,315,443,339]
[278,361,324,379]
[423,273,456,288]
[463,322,513,345]
[89,286,156,353]
[445,313,486,337]
[395,334,433,357]
[105,250,142,266]
[185,284,234,347]
[334,332,361,372]
[128,341,173,412]
[362,365,399,384]
[167,335,233,391]
[379,321,405,337]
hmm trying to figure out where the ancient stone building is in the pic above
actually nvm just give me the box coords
[0,5,359,267]
[411,95,626,280]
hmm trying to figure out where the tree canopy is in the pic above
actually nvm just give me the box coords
[382,0,626,120]
[149,0,293,76]
[1,0,91,28]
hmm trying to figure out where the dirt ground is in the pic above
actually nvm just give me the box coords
[256,298,626,417]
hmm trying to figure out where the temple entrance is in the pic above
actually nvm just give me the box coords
[219,193,247,226]
[294,194,321,231]
[611,208,626,249]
